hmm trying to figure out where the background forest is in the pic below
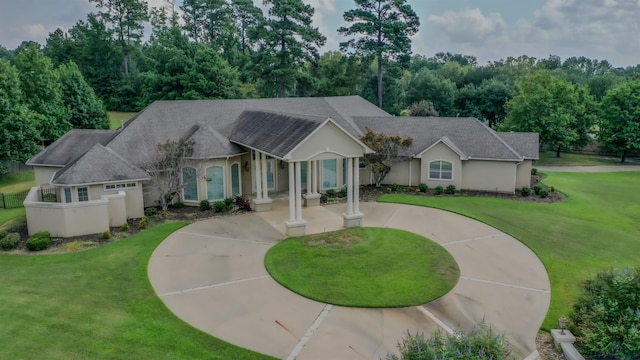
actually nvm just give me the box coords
[2,0,640,168]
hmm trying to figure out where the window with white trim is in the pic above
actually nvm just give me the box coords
[64,188,71,203]
[77,187,89,202]
[182,167,198,201]
[429,160,453,180]
[206,166,224,200]
[104,182,137,190]
[322,159,337,189]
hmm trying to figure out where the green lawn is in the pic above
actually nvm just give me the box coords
[265,227,459,308]
[0,223,275,360]
[0,170,35,193]
[379,171,640,330]
[534,151,638,166]
[108,111,137,130]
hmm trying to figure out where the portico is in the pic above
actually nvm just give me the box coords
[229,110,372,236]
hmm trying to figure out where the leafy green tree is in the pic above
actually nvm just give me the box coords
[504,70,595,157]
[180,0,230,47]
[229,0,264,55]
[58,61,109,129]
[587,73,624,101]
[406,68,457,116]
[12,44,71,144]
[405,100,438,117]
[0,60,42,163]
[90,0,149,76]
[457,78,513,128]
[44,28,75,66]
[253,0,326,97]
[314,51,366,96]
[570,267,640,359]
[360,127,412,187]
[599,79,640,162]
[338,0,419,109]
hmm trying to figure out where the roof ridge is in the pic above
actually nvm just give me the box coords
[477,120,523,160]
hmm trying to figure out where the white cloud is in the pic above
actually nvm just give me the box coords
[24,24,59,41]
[428,8,507,43]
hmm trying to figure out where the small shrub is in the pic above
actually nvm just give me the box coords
[325,189,336,198]
[532,184,543,195]
[386,320,509,360]
[549,185,555,192]
[539,189,549,198]
[144,207,158,216]
[531,168,538,175]
[390,183,400,192]
[26,231,52,251]
[418,183,428,193]
[199,200,212,211]
[521,186,531,197]
[0,230,8,240]
[0,233,20,251]
[434,185,444,195]
[139,216,149,229]
[213,201,227,213]
[101,230,111,240]
[234,195,252,212]
[223,197,235,211]
[570,267,640,360]
[445,184,456,194]
[339,187,348,198]
[170,202,184,209]
[121,222,130,231]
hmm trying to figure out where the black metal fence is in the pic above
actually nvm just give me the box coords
[0,190,29,209]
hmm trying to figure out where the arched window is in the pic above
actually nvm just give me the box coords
[429,160,453,180]
[182,167,198,201]
[206,166,224,200]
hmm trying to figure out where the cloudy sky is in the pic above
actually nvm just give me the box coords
[1,0,640,67]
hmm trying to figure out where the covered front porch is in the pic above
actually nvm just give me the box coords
[229,110,372,236]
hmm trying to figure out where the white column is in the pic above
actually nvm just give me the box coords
[315,160,320,194]
[261,152,269,199]
[288,162,295,222]
[346,157,354,215]
[354,157,360,214]
[306,160,312,194]
[254,150,262,200]
[295,161,303,221]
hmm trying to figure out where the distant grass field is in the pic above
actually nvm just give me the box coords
[535,151,639,166]
[0,223,275,360]
[265,227,459,308]
[108,111,137,130]
[0,170,35,193]
[379,170,640,330]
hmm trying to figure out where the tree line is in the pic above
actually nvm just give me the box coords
[2,0,640,166]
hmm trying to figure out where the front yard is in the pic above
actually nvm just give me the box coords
[380,170,640,330]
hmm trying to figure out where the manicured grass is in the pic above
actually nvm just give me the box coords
[0,170,35,193]
[108,111,137,130]
[379,171,640,330]
[0,223,275,360]
[0,208,26,230]
[535,151,638,166]
[265,227,460,308]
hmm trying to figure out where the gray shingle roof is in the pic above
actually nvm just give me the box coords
[51,144,149,186]
[105,96,388,167]
[497,132,539,160]
[230,110,326,159]
[186,124,246,159]
[353,116,523,161]
[27,129,116,166]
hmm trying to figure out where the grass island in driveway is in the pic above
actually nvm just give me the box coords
[265,227,460,308]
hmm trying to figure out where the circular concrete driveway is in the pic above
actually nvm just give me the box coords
[148,202,550,360]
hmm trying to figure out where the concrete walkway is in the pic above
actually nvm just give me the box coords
[148,202,550,359]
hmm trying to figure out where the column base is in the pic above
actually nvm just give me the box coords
[285,220,307,236]
[343,212,364,228]
[252,198,272,212]
[303,193,321,207]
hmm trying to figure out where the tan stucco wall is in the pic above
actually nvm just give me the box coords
[420,142,463,189]
[33,166,60,185]
[104,192,127,227]
[515,160,533,189]
[88,182,145,219]
[461,160,517,193]
[290,122,365,161]
[383,158,421,186]
[24,187,111,237]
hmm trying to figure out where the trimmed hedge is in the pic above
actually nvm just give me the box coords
[26,231,52,251]
[0,233,20,251]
